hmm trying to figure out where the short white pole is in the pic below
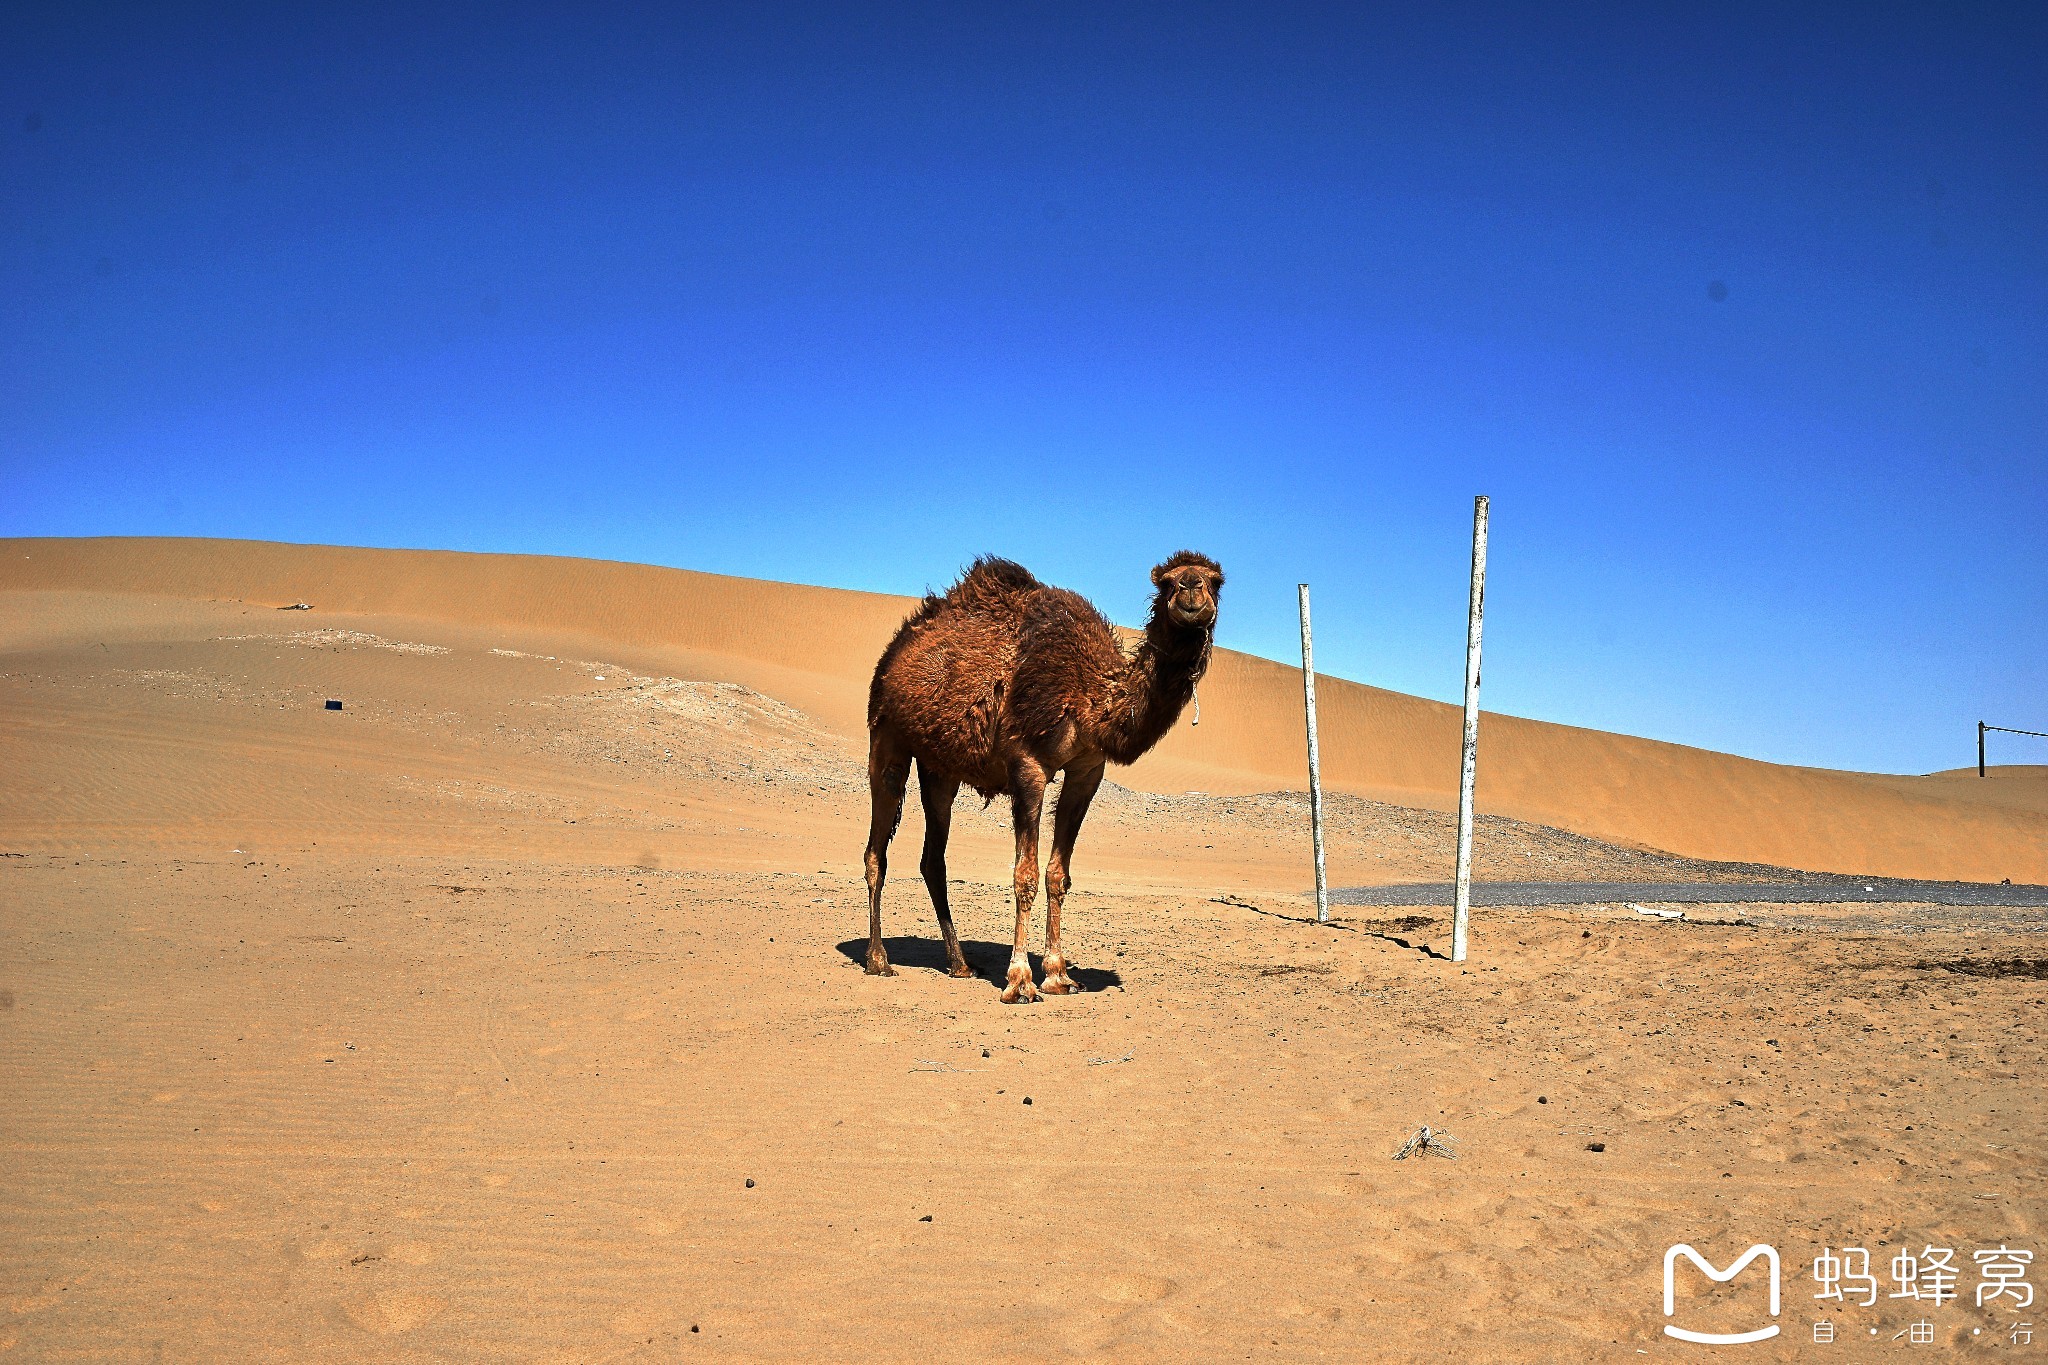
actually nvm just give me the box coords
[1452,496,1489,964]
[1298,584,1330,924]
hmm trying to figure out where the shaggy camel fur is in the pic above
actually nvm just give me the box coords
[863,551,1224,1002]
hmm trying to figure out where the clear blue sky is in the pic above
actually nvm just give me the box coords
[5,3,2042,775]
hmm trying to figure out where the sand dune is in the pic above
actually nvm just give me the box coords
[3,536,2043,1361]
[4,535,2040,881]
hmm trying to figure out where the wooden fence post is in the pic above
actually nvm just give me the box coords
[1452,496,1490,964]
[1299,584,1329,924]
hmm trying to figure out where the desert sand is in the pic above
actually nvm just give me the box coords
[2,536,2043,1361]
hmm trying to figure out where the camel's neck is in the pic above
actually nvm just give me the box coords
[1101,614,1213,765]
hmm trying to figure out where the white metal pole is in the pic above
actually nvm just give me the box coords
[1452,496,1489,963]
[1298,584,1330,924]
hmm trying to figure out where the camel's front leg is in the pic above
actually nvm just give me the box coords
[1040,759,1104,994]
[1000,761,1047,1004]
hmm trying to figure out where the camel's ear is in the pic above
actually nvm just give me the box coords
[1150,564,1167,588]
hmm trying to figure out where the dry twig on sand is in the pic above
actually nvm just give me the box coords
[1391,1125,1460,1160]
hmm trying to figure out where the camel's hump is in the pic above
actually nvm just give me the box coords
[942,556,1041,614]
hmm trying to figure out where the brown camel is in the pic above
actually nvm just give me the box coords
[862,551,1224,1002]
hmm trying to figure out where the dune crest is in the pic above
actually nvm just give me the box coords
[3,535,2040,881]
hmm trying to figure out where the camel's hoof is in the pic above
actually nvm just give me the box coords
[946,962,976,979]
[864,957,896,977]
[999,972,1041,1004]
[1040,975,1081,995]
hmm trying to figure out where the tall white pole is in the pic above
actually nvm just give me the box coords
[1298,584,1330,924]
[1452,496,1489,963]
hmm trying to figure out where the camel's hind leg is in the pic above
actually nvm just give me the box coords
[862,726,912,976]
[1040,758,1105,995]
[1000,758,1048,1004]
[916,764,972,977]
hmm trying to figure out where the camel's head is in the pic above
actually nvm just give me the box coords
[1150,551,1224,631]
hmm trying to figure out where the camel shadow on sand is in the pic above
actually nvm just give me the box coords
[834,937,1124,993]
